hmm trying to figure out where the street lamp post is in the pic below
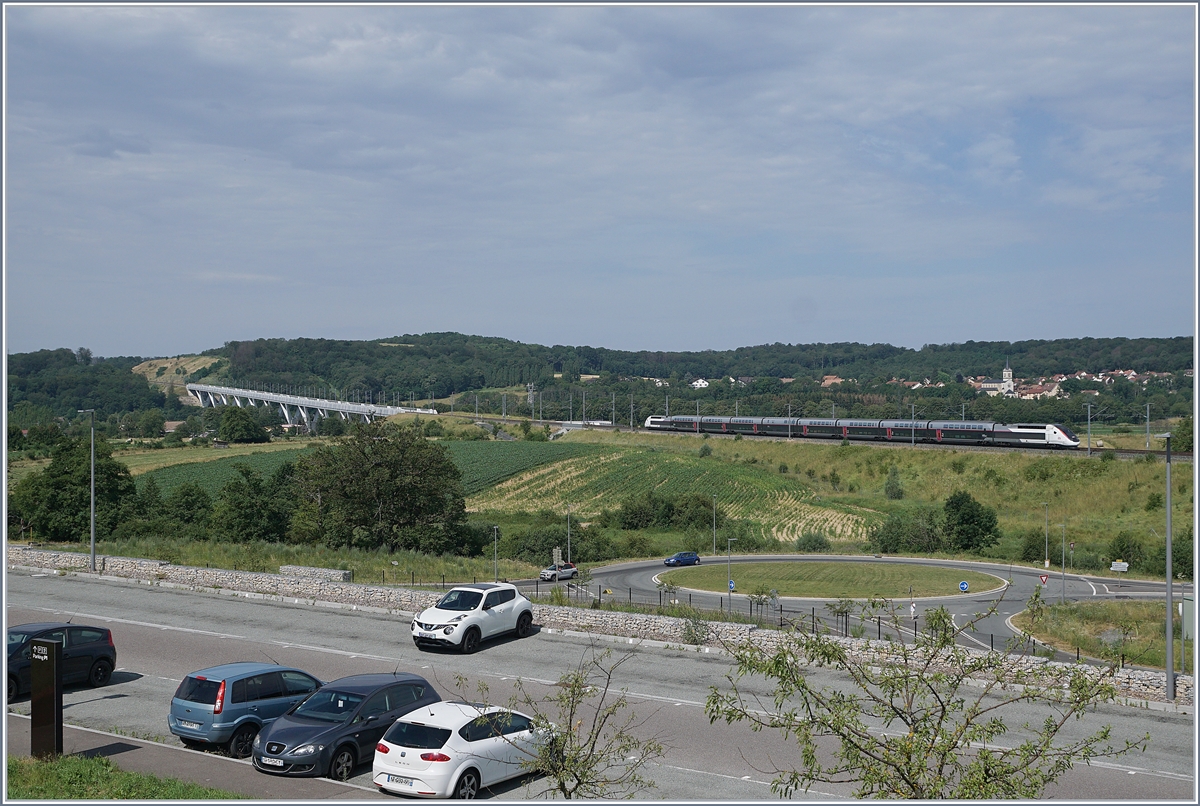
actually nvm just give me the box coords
[712,495,717,555]
[1159,432,1175,700]
[1043,502,1049,568]
[493,526,498,582]
[567,503,572,565]
[77,409,96,572]
[727,536,738,596]
[1061,524,1066,604]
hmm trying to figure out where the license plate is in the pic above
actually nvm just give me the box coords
[178,720,201,730]
[387,775,413,786]
[419,631,437,639]
[260,757,284,767]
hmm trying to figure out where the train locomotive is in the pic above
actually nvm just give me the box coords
[644,415,1080,449]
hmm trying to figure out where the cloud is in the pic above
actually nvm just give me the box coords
[3,5,1193,356]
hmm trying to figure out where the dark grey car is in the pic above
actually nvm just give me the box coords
[7,622,116,700]
[252,672,440,780]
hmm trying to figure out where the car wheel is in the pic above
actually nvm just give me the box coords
[226,724,257,759]
[516,611,533,638]
[551,574,558,582]
[328,746,356,781]
[459,627,481,654]
[7,675,17,701]
[453,768,481,799]
[88,659,113,688]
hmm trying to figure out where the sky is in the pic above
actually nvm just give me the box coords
[3,4,1196,359]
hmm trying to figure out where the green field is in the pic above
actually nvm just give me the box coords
[139,447,316,495]
[445,441,601,495]
[1013,600,1192,670]
[661,561,1002,599]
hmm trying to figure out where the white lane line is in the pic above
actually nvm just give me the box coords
[272,642,394,662]
[16,606,245,639]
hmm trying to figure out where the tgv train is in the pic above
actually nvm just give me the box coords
[644,415,1081,449]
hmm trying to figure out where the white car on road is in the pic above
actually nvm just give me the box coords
[538,563,577,582]
[410,583,534,653]
[372,701,543,798]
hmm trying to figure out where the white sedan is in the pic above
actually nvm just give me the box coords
[372,701,543,798]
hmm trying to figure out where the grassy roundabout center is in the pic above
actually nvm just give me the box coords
[661,561,1003,599]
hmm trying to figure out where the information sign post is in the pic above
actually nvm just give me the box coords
[30,638,63,758]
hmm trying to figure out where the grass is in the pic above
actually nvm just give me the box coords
[548,429,1193,576]
[1012,600,1193,670]
[661,561,1002,599]
[6,753,247,799]
[67,536,542,586]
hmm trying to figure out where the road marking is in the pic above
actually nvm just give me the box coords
[17,606,245,639]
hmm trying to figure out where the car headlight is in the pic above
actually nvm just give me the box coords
[253,733,261,747]
[443,625,456,635]
[293,744,324,756]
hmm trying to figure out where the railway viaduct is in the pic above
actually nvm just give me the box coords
[184,383,436,430]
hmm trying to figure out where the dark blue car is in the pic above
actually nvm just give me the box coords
[664,551,700,567]
[252,672,440,781]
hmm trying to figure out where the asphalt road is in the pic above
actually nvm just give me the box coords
[6,570,1195,800]
[583,555,1192,661]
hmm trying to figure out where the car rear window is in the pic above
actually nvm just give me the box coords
[383,721,452,749]
[175,676,221,704]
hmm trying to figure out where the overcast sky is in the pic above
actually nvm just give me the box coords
[3,4,1195,359]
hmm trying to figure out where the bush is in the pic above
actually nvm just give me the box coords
[1106,531,1145,569]
[884,466,903,500]
[870,506,945,554]
[943,491,1000,551]
[699,443,712,458]
[796,531,830,553]
[1020,529,1046,564]
[1145,492,1164,511]
[778,463,788,474]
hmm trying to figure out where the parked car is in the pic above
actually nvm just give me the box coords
[252,672,440,780]
[372,701,545,798]
[7,622,116,700]
[664,551,701,567]
[168,662,322,758]
[538,563,577,582]
[411,583,534,653]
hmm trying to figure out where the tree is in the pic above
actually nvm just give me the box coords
[163,482,213,527]
[884,466,904,500]
[8,436,137,541]
[218,406,269,443]
[455,645,664,799]
[943,490,1000,551]
[291,421,466,552]
[705,591,1147,799]
[1107,531,1146,568]
[1172,416,1192,453]
[210,464,294,542]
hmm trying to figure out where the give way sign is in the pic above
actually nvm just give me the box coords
[1039,574,1049,585]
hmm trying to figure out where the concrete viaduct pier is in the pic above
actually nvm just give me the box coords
[185,383,436,430]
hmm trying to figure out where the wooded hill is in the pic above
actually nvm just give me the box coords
[7,335,1193,433]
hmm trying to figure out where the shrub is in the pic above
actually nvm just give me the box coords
[1145,492,1164,511]
[943,491,1000,551]
[1020,529,1046,564]
[699,443,712,458]
[884,466,904,500]
[796,531,830,553]
[1107,531,1145,569]
[778,462,788,474]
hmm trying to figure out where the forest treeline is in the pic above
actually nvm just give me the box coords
[7,335,1193,442]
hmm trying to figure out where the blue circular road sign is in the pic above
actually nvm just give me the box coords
[959,581,969,592]
[729,579,735,591]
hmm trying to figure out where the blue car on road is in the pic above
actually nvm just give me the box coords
[664,551,701,566]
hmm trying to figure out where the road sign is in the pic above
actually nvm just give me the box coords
[728,579,735,591]
[959,581,969,592]
[1111,562,1129,572]
[1070,541,1075,549]
[1039,574,1049,584]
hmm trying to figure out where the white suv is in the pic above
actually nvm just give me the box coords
[411,583,534,653]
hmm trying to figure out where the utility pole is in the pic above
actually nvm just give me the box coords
[1085,401,1094,456]
[911,404,916,446]
[582,390,586,424]
[712,495,717,555]
[666,394,669,417]
[788,404,792,439]
[630,393,634,429]
[612,392,615,427]
[1146,403,1151,450]
[567,503,572,565]
[493,526,498,582]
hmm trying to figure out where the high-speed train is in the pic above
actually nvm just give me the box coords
[644,415,1080,449]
